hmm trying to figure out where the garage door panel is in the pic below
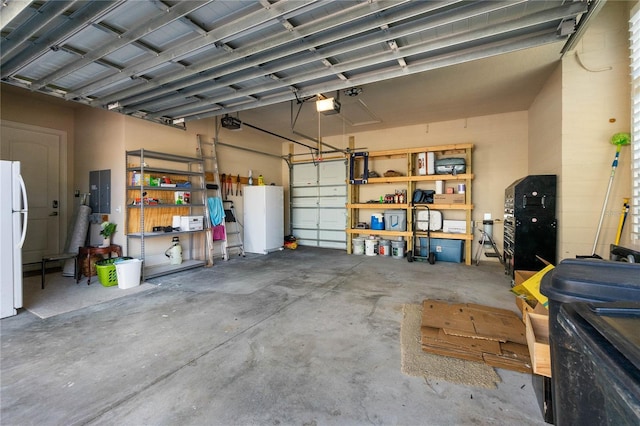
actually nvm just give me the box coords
[292,186,318,197]
[319,185,346,197]
[292,163,318,185]
[319,161,347,184]
[291,208,318,227]
[319,208,346,230]
[294,229,320,239]
[319,198,346,208]
[319,229,346,242]
[291,198,318,207]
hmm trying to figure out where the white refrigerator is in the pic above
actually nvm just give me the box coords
[0,161,28,319]
[243,186,284,254]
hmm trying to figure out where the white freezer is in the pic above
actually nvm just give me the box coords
[243,186,284,254]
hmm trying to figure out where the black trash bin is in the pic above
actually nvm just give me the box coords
[554,302,640,425]
[540,259,640,425]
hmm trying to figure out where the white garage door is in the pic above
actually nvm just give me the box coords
[291,159,347,249]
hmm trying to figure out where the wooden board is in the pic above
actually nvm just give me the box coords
[421,326,502,354]
[422,300,475,333]
[526,312,551,377]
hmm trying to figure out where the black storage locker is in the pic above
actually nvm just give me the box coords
[504,175,557,277]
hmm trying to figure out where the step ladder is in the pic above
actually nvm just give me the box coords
[196,135,244,261]
[474,229,504,266]
[222,199,245,259]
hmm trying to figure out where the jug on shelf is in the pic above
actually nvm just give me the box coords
[165,236,183,265]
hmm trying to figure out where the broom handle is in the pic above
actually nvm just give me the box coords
[591,146,621,255]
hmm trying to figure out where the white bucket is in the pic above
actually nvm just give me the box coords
[365,238,379,256]
[353,237,365,255]
[379,239,391,256]
[391,240,405,259]
[115,258,142,289]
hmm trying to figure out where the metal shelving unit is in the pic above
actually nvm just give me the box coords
[125,149,207,280]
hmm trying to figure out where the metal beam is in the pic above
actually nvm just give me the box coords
[30,0,211,90]
[0,0,32,31]
[75,0,322,101]
[153,2,586,121]
[184,31,566,122]
[126,0,496,115]
[1,1,79,61]
[1,0,125,79]
[113,2,460,111]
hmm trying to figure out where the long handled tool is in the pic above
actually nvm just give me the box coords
[614,198,630,245]
[588,132,631,257]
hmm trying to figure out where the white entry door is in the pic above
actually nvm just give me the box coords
[0,122,65,265]
[291,159,347,249]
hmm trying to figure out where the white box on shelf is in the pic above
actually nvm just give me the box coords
[427,152,435,175]
[417,153,427,175]
[443,219,467,234]
[172,215,181,229]
[180,216,203,231]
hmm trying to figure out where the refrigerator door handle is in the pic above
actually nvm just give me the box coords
[17,172,28,248]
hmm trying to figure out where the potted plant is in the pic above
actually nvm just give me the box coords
[99,221,117,247]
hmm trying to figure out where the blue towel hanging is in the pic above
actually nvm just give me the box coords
[208,197,225,226]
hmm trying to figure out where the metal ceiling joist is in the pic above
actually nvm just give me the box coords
[146,2,585,121]
[0,0,32,31]
[30,0,211,90]
[185,30,565,123]
[0,0,79,61]
[115,0,462,113]
[78,0,321,102]
[1,0,125,79]
[90,0,411,107]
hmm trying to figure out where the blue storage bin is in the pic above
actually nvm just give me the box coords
[430,238,464,263]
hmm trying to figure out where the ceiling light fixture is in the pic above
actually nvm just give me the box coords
[316,96,341,115]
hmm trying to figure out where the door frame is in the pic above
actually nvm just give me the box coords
[1,120,69,262]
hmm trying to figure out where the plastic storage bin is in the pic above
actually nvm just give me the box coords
[540,259,640,423]
[430,238,463,263]
[553,302,640,425]
[95,257,132,287]
[384,210,406,232]
[371,214,384,230]
[115,258,143,289]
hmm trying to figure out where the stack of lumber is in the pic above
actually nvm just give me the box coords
[421,299,532,374]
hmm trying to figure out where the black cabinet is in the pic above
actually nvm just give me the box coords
[504,175,557,277]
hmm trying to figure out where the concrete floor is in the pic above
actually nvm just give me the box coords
[1,247,547,425]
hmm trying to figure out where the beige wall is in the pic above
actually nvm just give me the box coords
[0,0,632,263]
[290,111,530,253]
[560,1,632,259]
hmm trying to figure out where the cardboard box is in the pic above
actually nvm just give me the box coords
[525,312,551,377]
[433,194,465,204]
[174,191,190,204]
[514,270,548,320]
[442,219,466,234]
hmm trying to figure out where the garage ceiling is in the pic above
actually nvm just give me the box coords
[1,0,596,138]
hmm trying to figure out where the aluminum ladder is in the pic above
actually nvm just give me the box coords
[196,135,244,260]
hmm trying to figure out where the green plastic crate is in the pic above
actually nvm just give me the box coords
[95,257,132,287]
